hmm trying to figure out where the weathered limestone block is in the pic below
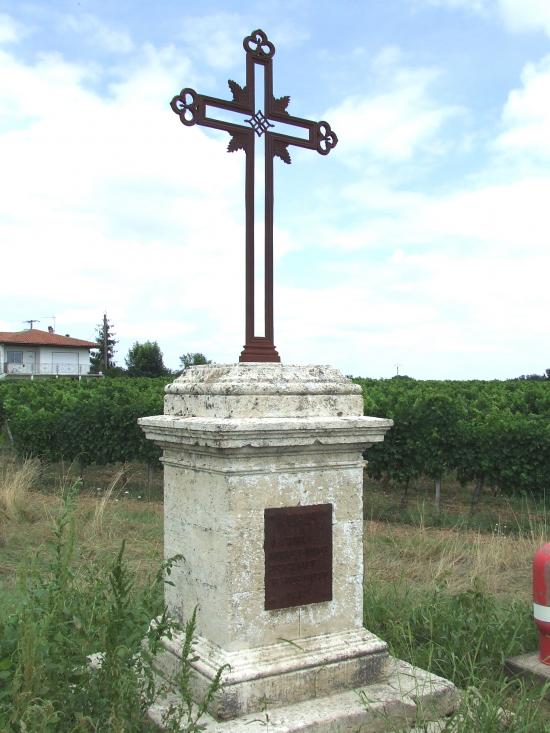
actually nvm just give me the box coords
[148,658,459,732]
[163,363,365,418]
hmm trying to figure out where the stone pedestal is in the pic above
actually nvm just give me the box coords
[139,364,458,730]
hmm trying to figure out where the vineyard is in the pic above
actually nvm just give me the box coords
[0,378,169,468]
[1,376,550,499]
[357,377,550,501]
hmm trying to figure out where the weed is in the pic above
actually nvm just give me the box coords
[0,483,219,732]
[159,608,228,733]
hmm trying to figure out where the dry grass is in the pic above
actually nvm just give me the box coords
[0,457,40,524]
[0,459,163,608]
[91,464,129,534]
[0,456,543,610]
[40,460,164,499]
[364,519,545,601]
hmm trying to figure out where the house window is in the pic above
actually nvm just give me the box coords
[6,350,23,364]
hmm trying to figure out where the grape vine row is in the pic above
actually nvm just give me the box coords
[1,376,549,496]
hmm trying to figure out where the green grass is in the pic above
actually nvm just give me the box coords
[364,474,550,538]
[0,481,221,733]
[364,582,549,731]
[362,484,550,731]
[1,457,549,731]
[364,582,535,685]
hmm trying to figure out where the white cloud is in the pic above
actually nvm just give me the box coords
[179,13,309,71]
[0,40,249,366]
[371,46,404,71]
[495,55,550,158]
[179,13,251,69]
[292,63,550,378]
[274,239,550,379]
[498,0,550,36]
[60,14,134,54]
[0,13,22,44]
[326,61,461,162]
[275,178,550,378]
[414,0,491,14]
[417,0,550,36]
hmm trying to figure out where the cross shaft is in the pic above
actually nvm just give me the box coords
[171,29,338,362]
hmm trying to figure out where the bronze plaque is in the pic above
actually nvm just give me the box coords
[264,504,332,611]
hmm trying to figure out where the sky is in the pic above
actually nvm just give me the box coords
[1,0,550,379]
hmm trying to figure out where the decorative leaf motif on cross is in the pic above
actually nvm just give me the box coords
[171,29,338,363]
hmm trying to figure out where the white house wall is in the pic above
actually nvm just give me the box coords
[38,347,91,375]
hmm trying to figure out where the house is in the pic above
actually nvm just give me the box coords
[0,328,97,378]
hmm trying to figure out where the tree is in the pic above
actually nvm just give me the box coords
[90,314,117,374]
[126,341,168,377]
[179,352,211,370]
[517,368,550,380]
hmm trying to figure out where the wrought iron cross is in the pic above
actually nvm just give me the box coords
[171,29,338,362]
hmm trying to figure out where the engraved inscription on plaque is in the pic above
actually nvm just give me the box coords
[264,504,332,611]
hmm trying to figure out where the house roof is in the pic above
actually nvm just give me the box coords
[0,329,97,349]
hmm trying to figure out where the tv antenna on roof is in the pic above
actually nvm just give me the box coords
[23,319,40,330]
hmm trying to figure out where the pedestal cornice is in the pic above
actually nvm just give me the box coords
[139,414,392,451]
[162,363,368,419]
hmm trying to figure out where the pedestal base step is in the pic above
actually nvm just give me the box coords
[505,651,550,696]
[149,657,458,733]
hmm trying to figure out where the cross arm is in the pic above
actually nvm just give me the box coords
[171,87,252,133]
[269,118,338,157]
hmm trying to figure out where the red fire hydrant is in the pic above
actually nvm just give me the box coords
[533,543,550,665]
